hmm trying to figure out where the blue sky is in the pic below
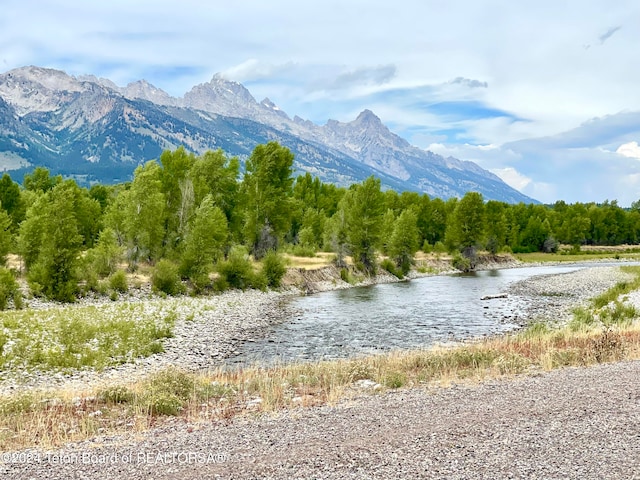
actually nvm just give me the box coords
[2,1,640,204]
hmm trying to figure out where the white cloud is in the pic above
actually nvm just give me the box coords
[616,141,640,159]
[490,167,532,191]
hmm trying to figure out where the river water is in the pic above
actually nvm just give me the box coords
[226,264,595,367]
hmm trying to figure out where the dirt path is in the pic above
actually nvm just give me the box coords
[4,360,640,479]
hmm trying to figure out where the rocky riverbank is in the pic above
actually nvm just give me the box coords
[506,265,635,325]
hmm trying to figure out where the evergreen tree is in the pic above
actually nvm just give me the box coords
[0,173,25,228]
[0,209,12,265]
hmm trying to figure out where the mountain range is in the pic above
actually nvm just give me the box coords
[0,66,536,203]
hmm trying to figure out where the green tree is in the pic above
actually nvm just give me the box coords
[23,167,61,193]
[190,149,240,221]
[344,176,384,274]
[445,192,485,256]
[484,201,508,254]
[379,209,396,255]
[17,194,48,269]
[0,209,12,265]
[159,147,196,252]
[86,227,122,277]
[124,161,166,265]
[23,185,82,301]
[0,173,25,228]
[388,209,420,275]
[241,142,294,258]
[180,195,228,288]
[325,205,349,267]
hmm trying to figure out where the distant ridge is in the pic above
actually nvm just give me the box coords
[0,66,537,203]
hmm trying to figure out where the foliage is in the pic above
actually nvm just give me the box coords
[452,254,472,272]
[0,303,175,371]
[0,267,20,310]
[216,245,257,290]
[85,228,122,277]
[23,167,61,193]
[241,142,295,258]
[22,184,83,301]
[0,173,25,228]
[11,144,640,303]
[0,209,12,265]
[179,194,228,289]
[343,176,384,274]
[445,191,485,251]
[123,161,165,265]
[261,250,287,288]
[380,258,402,278]
[108,270,128,294]
[151,260,184,296]
[388,209,420,275]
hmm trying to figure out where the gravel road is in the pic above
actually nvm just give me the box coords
[3,360,640,479]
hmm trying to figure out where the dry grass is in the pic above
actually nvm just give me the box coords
[283,252,342,270]
[2,321,640,452]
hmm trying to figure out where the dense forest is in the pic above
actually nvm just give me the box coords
[0,141,639,304]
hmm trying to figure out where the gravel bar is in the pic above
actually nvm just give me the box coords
[506,265,635,325]
[3,360,640,479]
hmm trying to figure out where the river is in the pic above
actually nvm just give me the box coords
[226,264,605,367]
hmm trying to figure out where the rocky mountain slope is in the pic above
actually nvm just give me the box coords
[0,66,536,202]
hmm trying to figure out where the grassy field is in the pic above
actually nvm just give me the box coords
[1,266,639,451]
[516,251,640,263]
[0,302,177,374]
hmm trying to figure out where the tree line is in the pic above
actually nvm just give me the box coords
[0,141,639,303]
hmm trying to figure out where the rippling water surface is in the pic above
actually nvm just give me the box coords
[227,264,592,366]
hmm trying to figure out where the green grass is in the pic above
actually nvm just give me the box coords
[516,252,640,263]
[0,302,176,373]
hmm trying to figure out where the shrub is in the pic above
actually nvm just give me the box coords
[141,368,198,415]
[151,260,184,296]
[144,391,183,416]
[543,236,559,253]
[485,236,499,255]
[98,385,134,404]
[383,372,407,389]
[0,268,20,310]
[261,251,287,288]
[216,246,255,290]
[380,258,402,278]
[291,244,317,257]
[451,254,471,272]
[108,270,128,293]
[340,268,355,284]
[433,241,447,254]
